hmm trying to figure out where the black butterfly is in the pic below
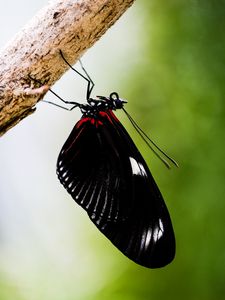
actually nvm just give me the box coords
[53,51,176,268]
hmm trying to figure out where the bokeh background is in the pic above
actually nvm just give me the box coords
[1,0,225,299]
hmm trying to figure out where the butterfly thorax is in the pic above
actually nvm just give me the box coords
[80,92,127,118]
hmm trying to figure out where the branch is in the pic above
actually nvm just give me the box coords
[0,0,134,136]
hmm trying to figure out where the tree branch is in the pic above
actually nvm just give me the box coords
[0,0,134,136]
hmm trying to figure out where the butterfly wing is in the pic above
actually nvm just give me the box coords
[57,111,175,268]
[57,115,134,223]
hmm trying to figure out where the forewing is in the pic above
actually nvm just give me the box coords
[57,111,175,268]
[95,112,176,268]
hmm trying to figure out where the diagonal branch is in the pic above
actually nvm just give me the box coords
[0,0,134,136]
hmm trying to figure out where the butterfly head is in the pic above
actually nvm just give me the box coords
[96,92,127,110]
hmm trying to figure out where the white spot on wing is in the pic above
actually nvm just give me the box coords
[61,171,68,178]
[145,229,152,248]
[129,157,147,176]
[153,219,164,242]
[68,182,73,188]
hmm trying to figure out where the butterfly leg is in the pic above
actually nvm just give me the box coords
[59,50,95,101]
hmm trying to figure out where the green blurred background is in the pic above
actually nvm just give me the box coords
[1,0,225,299]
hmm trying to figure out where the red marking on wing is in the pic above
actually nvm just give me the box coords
[76,110,120,129]
[99,110,120,124]
[76,117,91,128]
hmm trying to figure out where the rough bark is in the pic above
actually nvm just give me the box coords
[0,0,134,136]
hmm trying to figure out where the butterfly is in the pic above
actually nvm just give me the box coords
[40,51,176,268]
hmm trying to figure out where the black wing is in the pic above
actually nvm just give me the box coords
[57,111,175,268]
